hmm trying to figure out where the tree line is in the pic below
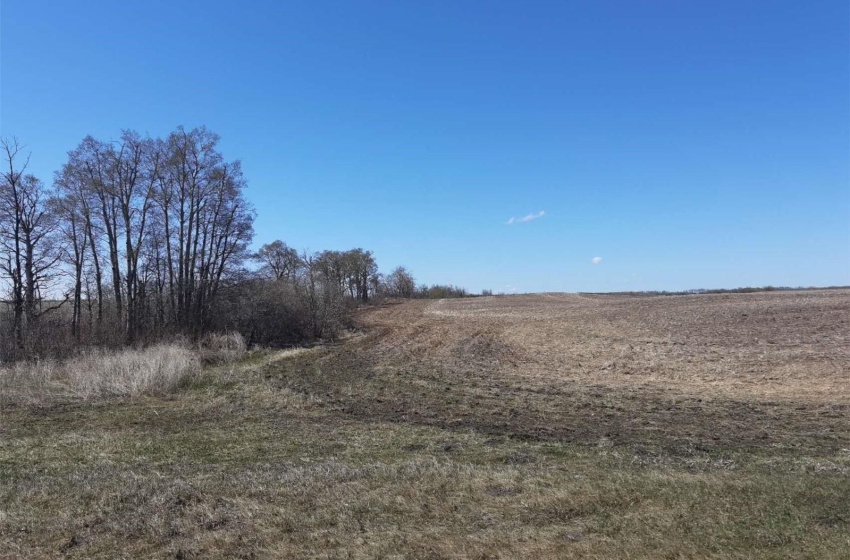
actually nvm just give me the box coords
[0,129,473,361]
[222,242,470,347]
[0,128,253,360]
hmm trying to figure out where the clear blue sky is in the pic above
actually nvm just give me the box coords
[2,1,848,292]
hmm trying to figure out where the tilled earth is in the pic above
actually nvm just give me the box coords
[273,289,850,456]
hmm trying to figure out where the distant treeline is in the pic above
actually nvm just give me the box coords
[585,285,850,297]
[0,130,473,361]
[221,245,473,348]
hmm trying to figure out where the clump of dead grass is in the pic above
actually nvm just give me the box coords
[0,344,201,405]
[198,332,247,364]
[65,345,201,398]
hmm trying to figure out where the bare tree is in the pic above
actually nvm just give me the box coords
[0,138,60,355]
[48,192,88,342]
[386,266,416,298]
[341,248,376,302]
[152,127,254,333]
[50,127,255,344]
[113,131,160,341]
[255,240,301,281]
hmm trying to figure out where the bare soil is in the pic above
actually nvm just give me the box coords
[275,290,850,455]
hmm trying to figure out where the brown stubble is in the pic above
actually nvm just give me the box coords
[276,290,850,455]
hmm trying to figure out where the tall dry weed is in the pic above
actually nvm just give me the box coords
[0,344,201,405]
[198,332,247,364]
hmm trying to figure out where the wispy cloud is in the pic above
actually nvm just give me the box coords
[591,256,602,265]
[506,210,545,225]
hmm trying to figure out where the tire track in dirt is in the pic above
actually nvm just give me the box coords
[270,291,850,455]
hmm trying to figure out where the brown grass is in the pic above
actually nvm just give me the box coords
[198,332,248,364]
[1,289,849,558]
[0,344,201,405]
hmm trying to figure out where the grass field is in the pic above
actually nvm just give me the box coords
[2,290,849,558]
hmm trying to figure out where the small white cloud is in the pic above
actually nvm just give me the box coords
[506,210,545,225]
[591,256,602,265]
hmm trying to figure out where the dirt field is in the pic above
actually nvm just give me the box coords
[2,289,849,558]
[280,290,850,455]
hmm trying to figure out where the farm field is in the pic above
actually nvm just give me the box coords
[2,289,849,558]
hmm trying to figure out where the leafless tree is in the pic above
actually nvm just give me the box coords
[254,240,302,281]
[385,266,416,298]
[0,138,61,355]
[51,127,255,343]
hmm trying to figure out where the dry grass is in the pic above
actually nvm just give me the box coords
[198,332,248,365]
[2,290,849,558]
[0,344,200,405]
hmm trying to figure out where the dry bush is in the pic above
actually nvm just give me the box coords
[0,344,201,405]
[198,332,247,364]
[0,358,61,406]
[212,278,334,346]
[64,345,201,398]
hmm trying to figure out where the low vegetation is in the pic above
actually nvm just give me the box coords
[197,332,248,365]
[0,332,248,407]
[0,344,199,406]
[2,290,848,558]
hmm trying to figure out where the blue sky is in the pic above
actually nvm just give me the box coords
[2,1,848,292]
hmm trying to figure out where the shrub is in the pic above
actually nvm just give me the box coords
[199,332,248,364]
[213,278,353,346]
